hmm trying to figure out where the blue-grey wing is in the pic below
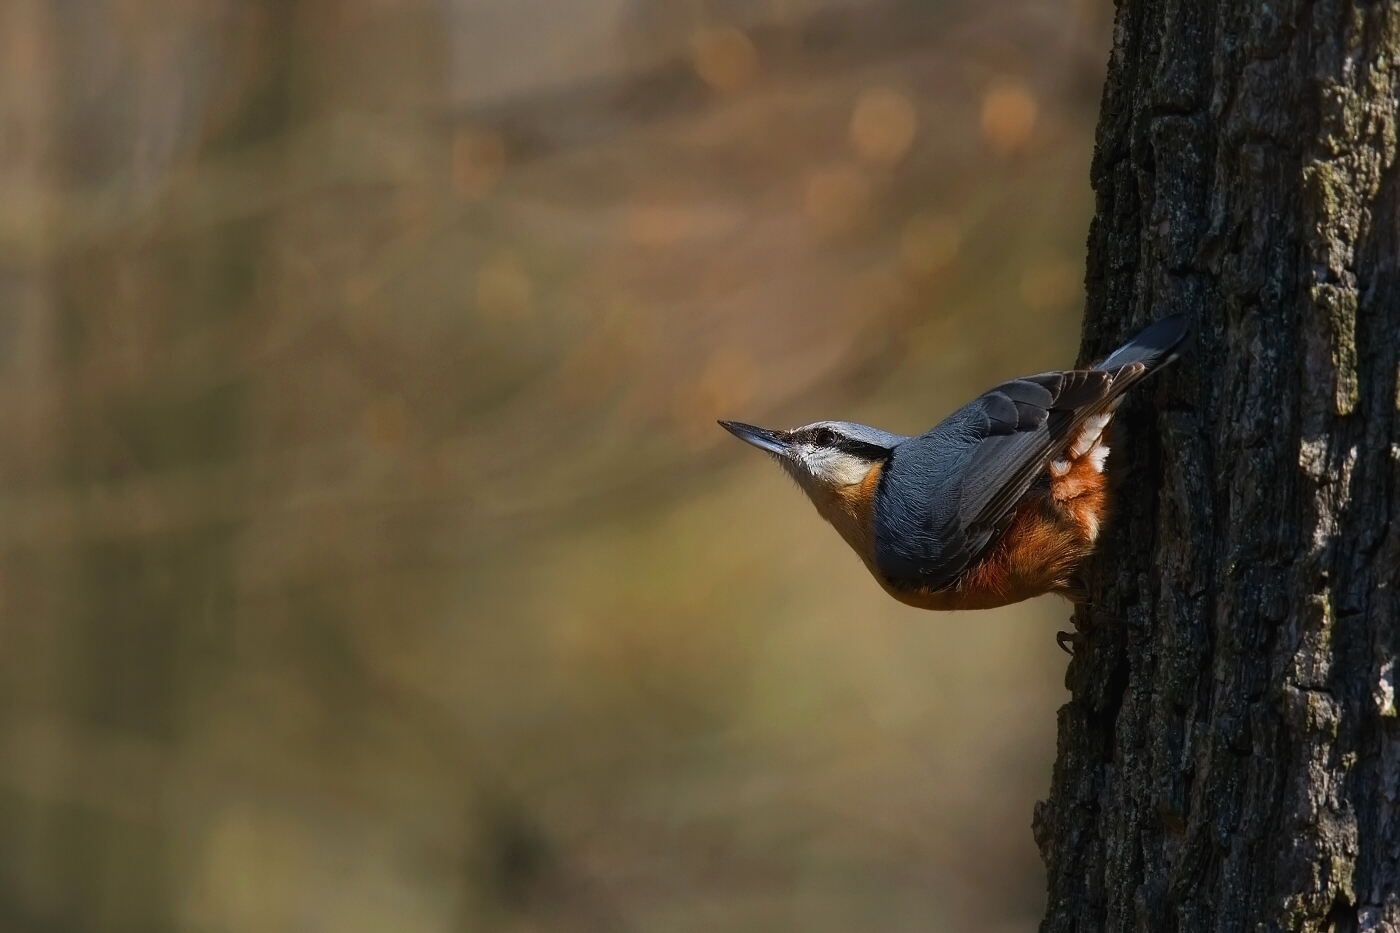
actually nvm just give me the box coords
[872,314,1190,592]
[873,370,1114,591]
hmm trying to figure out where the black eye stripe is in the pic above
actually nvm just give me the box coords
[795,426,889,459]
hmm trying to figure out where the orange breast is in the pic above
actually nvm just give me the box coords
[811,459,886,563]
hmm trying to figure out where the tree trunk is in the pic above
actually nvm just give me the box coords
[1033,0,1400,929]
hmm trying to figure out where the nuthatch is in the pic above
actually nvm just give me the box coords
[720,314,1188,611]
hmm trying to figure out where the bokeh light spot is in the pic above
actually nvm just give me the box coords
[626,203,693,248]
[900,214,961,277]
[5,23,43,83]
[362,398,408,447]
[803,165,870,235]
[980,81,1038,155]
[677,347,756,444]
[690,27,760,93]
[554,301,652,411]
[849,88,917,166]
[1019,258,1082,312]
[476,251,533,318]
[698,348,754,411]
[624,200,744,248]
[343,273,376,305]
[452,125,507,199]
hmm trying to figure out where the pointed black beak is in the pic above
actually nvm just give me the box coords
[718,420,791,456]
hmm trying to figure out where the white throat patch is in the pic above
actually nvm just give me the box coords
[794,444,877,488]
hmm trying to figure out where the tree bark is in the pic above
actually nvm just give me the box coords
[1034,0,1400,930]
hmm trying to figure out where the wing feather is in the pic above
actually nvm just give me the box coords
[957,370,1114,534]
[872,315,1190,593]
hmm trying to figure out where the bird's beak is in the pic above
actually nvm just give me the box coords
[718,420,791,456]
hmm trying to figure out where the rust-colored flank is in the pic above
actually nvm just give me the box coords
[885,420,1111,612]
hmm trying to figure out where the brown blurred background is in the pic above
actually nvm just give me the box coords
[0,1,1111,930]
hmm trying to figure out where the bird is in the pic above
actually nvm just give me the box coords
[719,314,1188,612]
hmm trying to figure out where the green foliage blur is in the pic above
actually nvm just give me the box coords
[0,1,1111,930]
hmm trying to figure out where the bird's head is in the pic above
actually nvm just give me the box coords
[719,419,899,487]
[718,420,905,553]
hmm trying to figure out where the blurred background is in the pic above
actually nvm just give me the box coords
[0,1,1112,930]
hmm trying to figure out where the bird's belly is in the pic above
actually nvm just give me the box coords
[858,408,1113,611]
[881,576,1047,611]
[876,481,1106,611]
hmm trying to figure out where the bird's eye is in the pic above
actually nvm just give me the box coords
[812,428,836,447]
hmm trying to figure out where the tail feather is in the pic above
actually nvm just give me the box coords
[1096,313,1190,372]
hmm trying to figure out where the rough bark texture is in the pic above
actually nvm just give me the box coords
[1033,0,1400,930]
